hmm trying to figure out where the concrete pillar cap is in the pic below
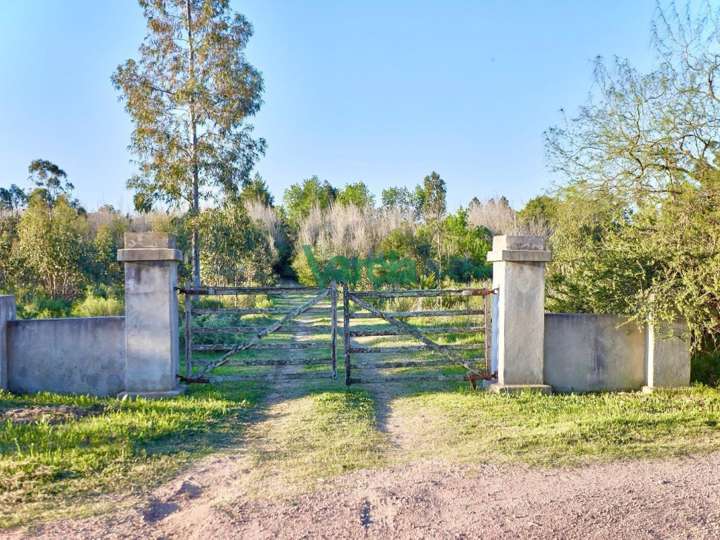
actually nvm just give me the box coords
[117,233,182,262]
[487,235,552,263]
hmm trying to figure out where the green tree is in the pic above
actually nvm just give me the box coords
[0,213,19,293]
[441,209,492,282]
[91,208,129,295]
[283,176,337,225]
[518,195,559,233]
[113,0,265,289]
[0,184,26,213]
[15,194,91,301]
[241,173,274,206]
[336,181,374,208]
[26,159,82,210]
[544,2,720,345]
[419,171,447,276]
[198,198,273,285]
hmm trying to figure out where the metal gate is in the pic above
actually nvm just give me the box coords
[179,283,494,388]
[342,286,495,386]
[178,284,338,383]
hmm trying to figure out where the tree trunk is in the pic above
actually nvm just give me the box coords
[186,0,201,290]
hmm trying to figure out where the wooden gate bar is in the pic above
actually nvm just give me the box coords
[178,286,325,295]
[350,288,493,298]
[223,357,332,367]
[343,282,351,385]
[192,325,334,335]
[348,344,482,354]
[330,281,338,379]
[349,308,484,319]
[193,342,329,351]
[184,290,192,379]
[355,358,479,368]
[348,326,484,337]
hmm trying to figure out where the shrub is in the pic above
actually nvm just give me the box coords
[72,294,124,317]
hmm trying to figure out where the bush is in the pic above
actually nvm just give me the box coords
[16,295,73,319]
[691,351,720,387]
[71,294,124,317]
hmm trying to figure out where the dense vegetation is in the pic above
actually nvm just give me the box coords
[0,163,511,317]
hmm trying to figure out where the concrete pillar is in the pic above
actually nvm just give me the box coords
[118,233,183,397]
[0,296,16,390]
[643,322,691,391]
[487,235,552,394]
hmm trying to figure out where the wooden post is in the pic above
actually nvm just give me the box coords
[184,291,192,379]
[343,282,351,386]
[330,281,338,379]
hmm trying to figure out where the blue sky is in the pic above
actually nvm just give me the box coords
[0,0,658,212]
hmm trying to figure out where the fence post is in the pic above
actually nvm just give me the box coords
[343,282,351,386]
[483,292,492,373]
[184,290,192,379]
[486,235,552,394]
[330,281,337,379]
[118,232,183,397]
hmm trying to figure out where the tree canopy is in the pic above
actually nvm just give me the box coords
[112,0,265,287]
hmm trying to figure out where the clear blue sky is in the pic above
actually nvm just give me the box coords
[0,0,658,212]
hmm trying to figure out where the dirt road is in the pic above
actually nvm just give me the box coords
[11,451,720,539]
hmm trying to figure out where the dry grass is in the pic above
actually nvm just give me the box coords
[297,203,416,258]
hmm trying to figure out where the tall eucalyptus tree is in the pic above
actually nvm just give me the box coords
[113,0,265,287]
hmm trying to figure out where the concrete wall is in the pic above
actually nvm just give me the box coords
[7,317,126,396]
[544,313,646,392]
[0,296,16,390]
[543,313,692,393]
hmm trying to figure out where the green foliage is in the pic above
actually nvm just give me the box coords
[441,209,492,282]
[419,171,447,222]
[691,350,720,387]
[336,181,374,208]
[15,195,91,301]
[283,176,337,225]
[0,184,26,212]
[381,186,422,217]
[113,0,265,285]
[543,3,720,347]
[16,296,73,319]
[26,159,79,209]
[241,173,274,206]
[197,199,274,286]
[517,195,558,231]
[71,293,124,317]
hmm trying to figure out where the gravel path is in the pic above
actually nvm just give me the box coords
[10,453,720,539]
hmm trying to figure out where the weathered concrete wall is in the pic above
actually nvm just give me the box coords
[0,296,16,389]
[645,322,691,389]
[544,313,647,392]
[7,317,126,396]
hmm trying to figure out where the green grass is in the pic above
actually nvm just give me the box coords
[0,382,267,528]
[389,384,720,467]
[243,386,387,494]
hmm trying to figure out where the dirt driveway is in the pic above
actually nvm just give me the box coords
[10,450,720,539]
